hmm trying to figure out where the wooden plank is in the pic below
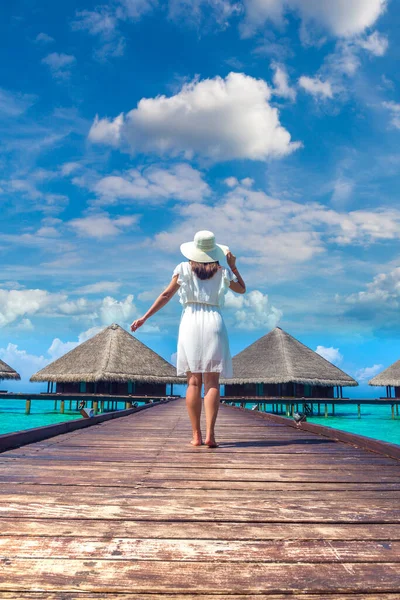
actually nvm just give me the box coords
[0,560,399,593]
[2,496,400,522]
[2,484,400,500]
[1,594,399,600]
[2,465,399,484]
[2,520,400,540]
[3,450,396,466]
[2,537,400,563]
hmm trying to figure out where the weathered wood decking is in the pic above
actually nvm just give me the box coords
[0,398,399,598]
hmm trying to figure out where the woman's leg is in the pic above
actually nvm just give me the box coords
[203,372,220,448]
[186,372,203,446]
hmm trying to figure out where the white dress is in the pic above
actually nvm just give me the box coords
[173,262,233,378]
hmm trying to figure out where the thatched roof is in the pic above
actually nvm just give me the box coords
[0,359,21,381]
[369,360,400,387]
[30,323,184,384]
[222,327,358,387]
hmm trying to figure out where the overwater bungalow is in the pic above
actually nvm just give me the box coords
[222,327,358,399]
[368,360,400,398]
[30,323,184,396]
[0,359,21,383]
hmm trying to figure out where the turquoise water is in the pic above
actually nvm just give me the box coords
[244,402,400,446]
[0,399,145,436]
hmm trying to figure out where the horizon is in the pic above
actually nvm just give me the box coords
[1,0,399,401]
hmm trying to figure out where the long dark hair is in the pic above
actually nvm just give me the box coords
[190,260,219,280]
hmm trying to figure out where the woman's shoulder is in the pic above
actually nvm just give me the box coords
[173,261,191,276]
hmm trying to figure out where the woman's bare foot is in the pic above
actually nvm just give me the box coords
[190,432,203,446]
[204,437,219,448]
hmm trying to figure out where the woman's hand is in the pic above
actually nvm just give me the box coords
[130,317,147,332]
[226,251,237,271]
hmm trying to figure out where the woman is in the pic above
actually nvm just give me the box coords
[130,230,246,448]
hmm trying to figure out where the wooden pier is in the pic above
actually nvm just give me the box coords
[0,398,399,597]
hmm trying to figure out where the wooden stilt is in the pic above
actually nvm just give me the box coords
[25,399,31,415]
[60,400,65,414]
[324,404,328,418]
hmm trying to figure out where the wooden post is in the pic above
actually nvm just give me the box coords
[60,400,65,414]
[324,404,328,418]
[285,404,289,417]
[396,404,399,417]
[332,403,335,416]
[358,404,361,419]
[93,401,98,415]
[392,404,395,420]
[54,399,57,410]
[318,403,321,415]
[100,400,104,413]
[69,400,72,410]
[25,399,31,415]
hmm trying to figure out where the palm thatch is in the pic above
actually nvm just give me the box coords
[0,359,21,381]
[222,327,358,387]
[369,360,400,387]
[30,323,184,384]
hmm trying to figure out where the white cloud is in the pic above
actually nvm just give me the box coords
[35,32,55,44]
[242,0,387,39]
[0,343,49,380]
[74,282,122,295]
[299,76,334,98]
[224,177,239,188]
[355,364,383,382]
[357,30,388,56]
[0,88,36,117]
[72,1,156,58]
[168,0,241,28]
[94,163,210,204]
[271,62,296,101]
[150,182,400,280]
[88,72,301,162]
[344,267,400,308]
[315,345,343,365]
[47,326,104,360]
[99,295,137,325]
[68,214,138,238]
[89,113,124,146]
[382,102,400,130]
[41,53,76,78]
[331,178,355,206]
[15,318,34,331]
[0,289,67,328]
[225,289,282,330]
[61,162,82,176]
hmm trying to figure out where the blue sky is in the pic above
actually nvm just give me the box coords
[1,0,399,396]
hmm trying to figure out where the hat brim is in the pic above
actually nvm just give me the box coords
[180,241,229,264]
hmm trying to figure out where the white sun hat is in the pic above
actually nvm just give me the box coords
[180,230,229,264]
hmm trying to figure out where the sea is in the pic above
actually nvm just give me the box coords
[0,397,399,446]
[243,402,400,446]
[0,398,147,436]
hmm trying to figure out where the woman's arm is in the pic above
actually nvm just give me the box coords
[130,275,180,332]
[226,252,246,294]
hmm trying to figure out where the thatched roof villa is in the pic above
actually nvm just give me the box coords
[369,360,400,398]
[222,327,358,399]
[30,323,184,396]
[0,359,21,381]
